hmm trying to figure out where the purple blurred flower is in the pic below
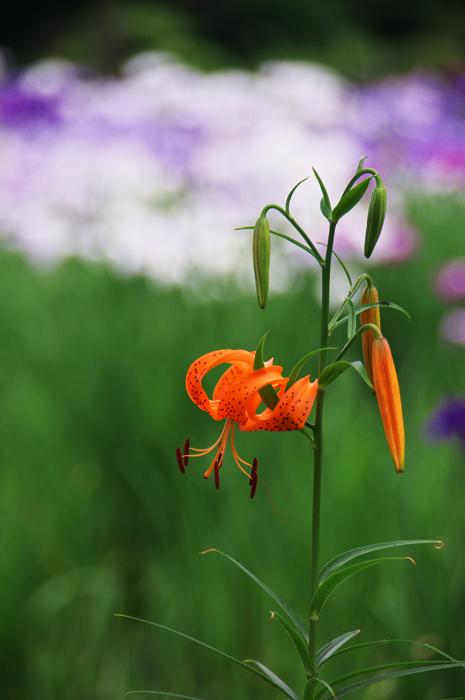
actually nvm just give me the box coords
[0,80,61,130]
[425,397,465,448]
[435,259,465,301]
[440,308,465,344]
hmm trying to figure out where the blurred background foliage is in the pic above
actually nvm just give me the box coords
[2,1,465,699]
[2,0,465,77]
[1,194,465,699]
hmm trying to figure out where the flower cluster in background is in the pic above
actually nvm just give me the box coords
[4,52,463,287]
[424,397,465,450]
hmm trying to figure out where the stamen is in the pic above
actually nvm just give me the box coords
[176,447,185,474]
[250,458,258,499]
[230,422,254,476]
[204,459,216,479]
[189,421,230,457]
[183,439,190,466]
[214,461,220,489]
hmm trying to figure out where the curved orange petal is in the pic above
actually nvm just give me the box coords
[213,361,254,402]
[216,366,284,425]
[243,376,318,432]
[244,377,288,423]
[186,349,255,415]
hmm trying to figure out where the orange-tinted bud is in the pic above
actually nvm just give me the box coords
[372,337,405,472]
[360,285,381,389]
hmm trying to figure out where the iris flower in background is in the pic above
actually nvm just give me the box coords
[424,397,465,449]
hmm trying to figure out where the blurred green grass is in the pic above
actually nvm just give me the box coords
[1,193,465,699]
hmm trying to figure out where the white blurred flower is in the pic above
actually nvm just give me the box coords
[0,53,435,286]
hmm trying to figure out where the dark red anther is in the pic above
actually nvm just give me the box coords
[183,439,190,466]
[250,458,258,499]
[214,461,220,490]
[176,447,185,474]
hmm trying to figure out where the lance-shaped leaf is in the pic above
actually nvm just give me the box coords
[254,332,279,410]
[347,299,356,340]
[322,662,464,699]
[285,347,333,392]
[355,156,367,174]
[245,660,300,700]
[318,360,372,391]
[325,636,465,669]
[332,177,371,223]
[201,550,309,643]
[333,301,410,329]
[310,557,413,621]
[125,692,208,699]
[304,677,337,700]
[319,539,443,584]
[317,630,361,668]
[115,614,293,697]
[286,177,309,214]
[270,612,311,674]
[313,168,332,221]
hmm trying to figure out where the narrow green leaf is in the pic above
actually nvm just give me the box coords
[124,692,208,699]
[245,660,300,700]
[310,558,412,621]
[332,248,352,286]
[331,662,463,699]
[319,539,443,583]
[328,637,465,670]
[304,677,337,700]
[253,332,268,370]
[318,361,350,390]
[235,226,320,261]
[320,198,332,221]
[269,230,318,258]
[334,301,410,329]
[318,360,370,391]
[114,614,282,692]
[316,241,352,286]
[286,177,309,214]
[200,550,308,644]
[347,300,356,340]
[271,612,311,674]
[254,332,279,410]
[285,348,335,392]
[332,177,371,222]
[349,360,373,388]
[355,156,367,174]
[316,630,360,668]
[312,168,332,219]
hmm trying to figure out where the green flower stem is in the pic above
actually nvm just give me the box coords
[308,220,336,685]
[309,388,324,677]
[327,274,374,334]
[261,204,325,267]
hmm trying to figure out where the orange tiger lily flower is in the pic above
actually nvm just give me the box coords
[372,337,405,472]
[176,349,318,496]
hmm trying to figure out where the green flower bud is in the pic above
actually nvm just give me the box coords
[252,215,270,309]
[364,184,386,259]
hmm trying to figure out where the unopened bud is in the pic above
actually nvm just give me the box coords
[364,184,386,259]
[372,337,405,472]
[360,285,381,389]
[253,215,270,309]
